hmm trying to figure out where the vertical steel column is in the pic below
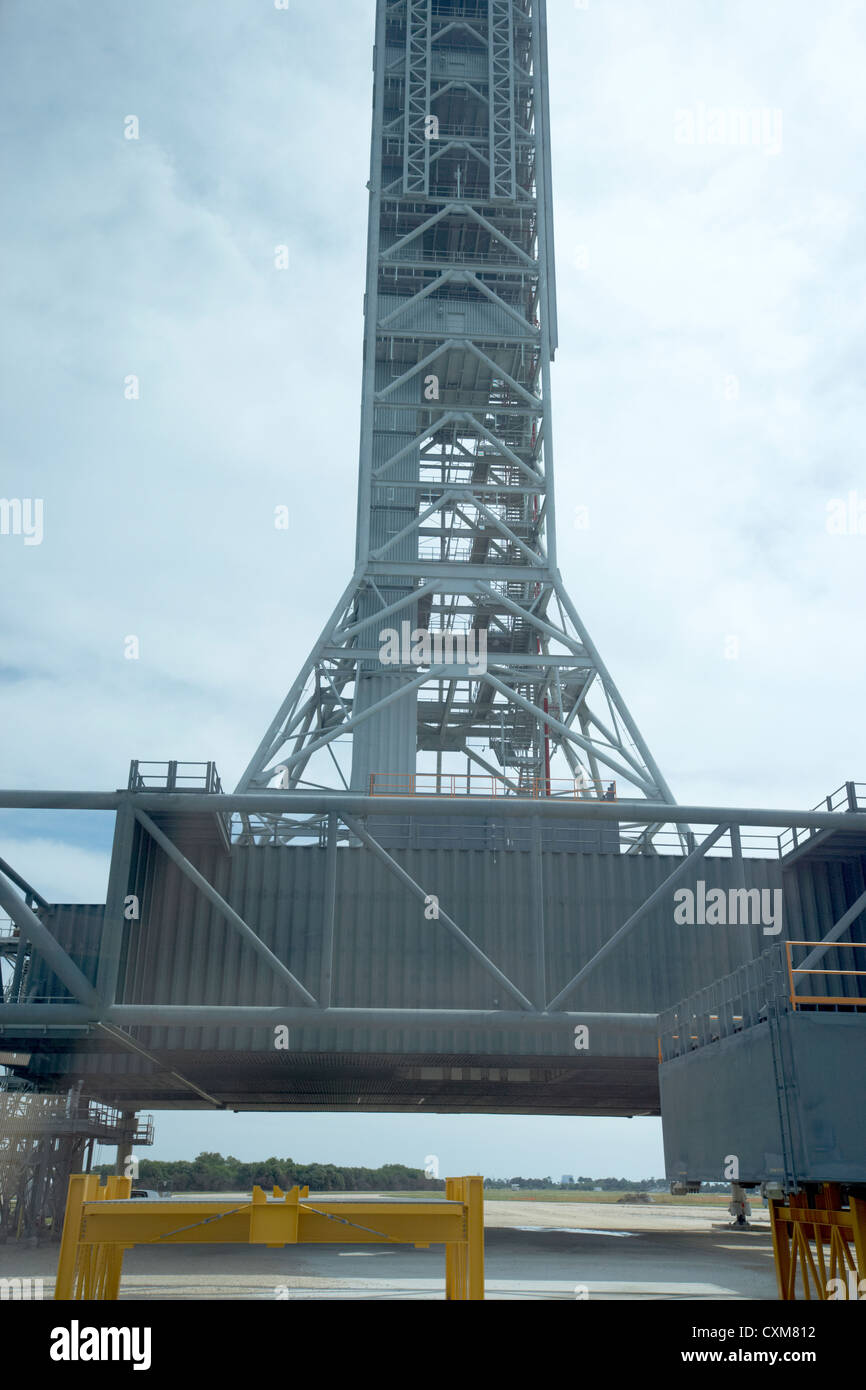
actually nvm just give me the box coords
[403,0,432,194]
[355,0,388,566]
[0,874,99,1010]
[529,0,557,567]
[321,812,338,1008]
[96,802,137,1005]
[530,814,546,1007]
[729,823,754,963]
[489,0,516,198]
[9,927,28,1001]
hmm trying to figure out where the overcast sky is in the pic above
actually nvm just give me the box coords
[1,0,864,1174]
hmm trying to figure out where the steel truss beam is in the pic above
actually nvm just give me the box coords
[547,824,729,1009]
[134,811,317,1006]
[2,793,864,1062]
[0,803,657,1037]
[342,811,536,1010]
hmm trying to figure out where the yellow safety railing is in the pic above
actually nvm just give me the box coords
[784,941,866,1009]
[54,1173,485,1301]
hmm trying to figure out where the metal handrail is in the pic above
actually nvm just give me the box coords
[661,939,866,1059]
[777,782,866,857]
[128,761,223,794]
[368,772,616,800]
[658,947,785,1060]
[785,940,866,1009]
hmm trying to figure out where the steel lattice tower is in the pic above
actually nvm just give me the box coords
[237,0,676,844]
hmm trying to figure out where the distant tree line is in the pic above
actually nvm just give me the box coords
[93,1152,445,1193]
[92,1154,734,1194]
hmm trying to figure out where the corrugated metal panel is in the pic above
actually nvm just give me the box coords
[19,905,104,1001]
[780,851,866,1001]
[661,1012,866,1184]
[351,675,418,791]
[362,815,620,852]
[23,842,787,1062]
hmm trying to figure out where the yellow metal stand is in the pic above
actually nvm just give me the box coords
[54,1173,485,1300]
[770,1184,866,1300]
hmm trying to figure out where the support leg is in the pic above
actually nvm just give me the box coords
[54,1173,98,1300]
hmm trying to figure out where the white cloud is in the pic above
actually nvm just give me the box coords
[0,839,110,905]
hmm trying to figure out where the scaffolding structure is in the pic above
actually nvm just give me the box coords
[0,1082,153,1243]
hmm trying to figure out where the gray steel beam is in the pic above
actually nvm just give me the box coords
[530,814,546,1007]
[134,810,318,1007]
[473,582,583,653]
[465,495,546,565]
[371,482,552,498]
[1,789,865,834]
[482,673,657,795]
[536,0,558,351]
[554,576,677,805]
[0,856,48,909]
[529,0,558,561]
[95,803,137,1005]
[0,872,100,1011]
[463,746,523,795]
[319,650,595,668]
[341,812,537,1012]
[729,822,754,959]
[9,925,28,1001]
[364,563,552,583]
[796,886,866,974]
[354,0,388,564]
[0,1004,659,1035]
[320,812,338,1008]
[268,665,434,776]
[234,571,362,790]
[336,580,442,641]
[97,1022,224,1109]
[547,823,730,1010]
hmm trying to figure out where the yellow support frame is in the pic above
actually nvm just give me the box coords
[770,1184,866,1300]
[54,1173,485,1301]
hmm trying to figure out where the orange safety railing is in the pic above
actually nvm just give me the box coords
[368,773,617,800]
[784,941,866,1009]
